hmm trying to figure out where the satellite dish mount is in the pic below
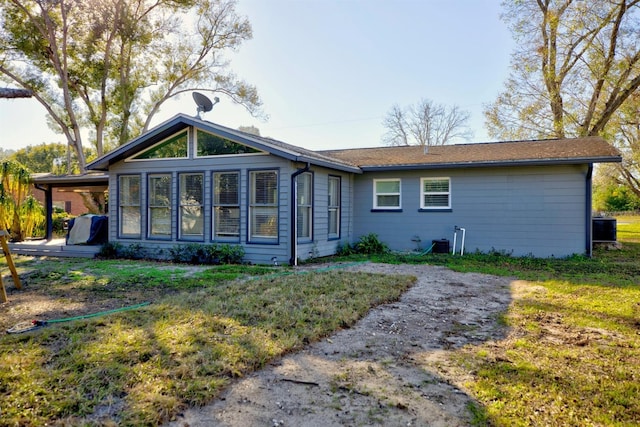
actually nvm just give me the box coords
[192,92,220,119]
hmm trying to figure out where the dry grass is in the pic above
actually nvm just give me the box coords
[0,260,414,426]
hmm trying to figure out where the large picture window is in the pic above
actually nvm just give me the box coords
[421,177,451,209]
[249,170,278,242]
[373,178,401,209]
[179,173,204,239]
[132,130,188,160]
[213,171,240,240]
[148,174,172,238]
[328,176,341,239]
[119,175,140,237]
[197,130,261,156]
[297,172,313,241]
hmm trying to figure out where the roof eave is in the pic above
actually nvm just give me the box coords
[31,173,110,186]
[294,155,362,173]
[358,156,623,171]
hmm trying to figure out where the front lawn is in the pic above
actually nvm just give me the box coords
[0,260,414,426]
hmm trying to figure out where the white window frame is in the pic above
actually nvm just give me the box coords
[420,177,451,209]
[373,178,402,209]
[212,171,240,241]
[248,170,279,242]
[296,172,313,242]
[118,175,141,238]
[328,176,341,239]
[178,173,204,240]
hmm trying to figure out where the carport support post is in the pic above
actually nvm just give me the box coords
[35,184,54,241]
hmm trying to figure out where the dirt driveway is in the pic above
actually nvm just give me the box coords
[167,263,514,427]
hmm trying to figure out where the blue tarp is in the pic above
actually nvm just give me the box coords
[66,215,108,245]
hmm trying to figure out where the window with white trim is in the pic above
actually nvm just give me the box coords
[148,174,172,238]
[297,172,313,241]
[420,177,451,209]
[179,173,204,239]
[213,171,240,240]
[373,178,401,209]
[249,170,278,241]
[119,175,140,237]
[328,176,341,239]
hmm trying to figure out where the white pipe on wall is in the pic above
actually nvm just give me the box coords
[452,226,466,256]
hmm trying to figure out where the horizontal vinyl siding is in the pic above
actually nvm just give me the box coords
[296,167,353,261]
[109,154,292,265]
[353,165,588,257]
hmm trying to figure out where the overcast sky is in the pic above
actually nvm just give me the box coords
[0,0,514,152]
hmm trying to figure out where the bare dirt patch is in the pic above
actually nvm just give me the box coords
[167,263,514,427]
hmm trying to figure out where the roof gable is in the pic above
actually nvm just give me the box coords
[87,114,361,173]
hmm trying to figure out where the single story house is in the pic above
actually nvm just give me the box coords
[86,113,621,264]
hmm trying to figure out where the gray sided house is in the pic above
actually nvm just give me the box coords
[87,114,621,264]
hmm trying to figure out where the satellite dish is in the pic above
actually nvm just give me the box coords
[192,92,220,119]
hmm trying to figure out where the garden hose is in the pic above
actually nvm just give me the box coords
[6,301,151,334]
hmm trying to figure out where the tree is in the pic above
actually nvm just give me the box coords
[485,0,640,141]
[10,142,92,175]
[238,125,260,136]
[382,98,472,147]
[0,160,42,241]
[0,0,262,172]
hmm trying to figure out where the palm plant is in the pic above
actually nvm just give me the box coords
[0,161,34,241]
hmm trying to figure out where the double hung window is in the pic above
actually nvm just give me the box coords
[148,174,172,238]
[296,172,313,241]
[179,173,204,239]
[119,175,141,237]
[328,176,341,239]
[249,170,278,242]
[420,177,451,209]
[213,171,240,240]
[373,179,401,209]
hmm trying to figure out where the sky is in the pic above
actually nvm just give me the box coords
[0,0,515,153]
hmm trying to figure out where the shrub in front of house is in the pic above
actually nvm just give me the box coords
[337,233,389,256]
[169,243,245,265]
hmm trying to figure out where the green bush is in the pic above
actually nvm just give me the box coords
[336,234,389,256]
[98,241,121,259]
[169,243,245,264]
[355,233,389,254]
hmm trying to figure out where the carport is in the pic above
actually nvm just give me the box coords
[31,172,109,241]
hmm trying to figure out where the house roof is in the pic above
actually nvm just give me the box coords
[86,114,361,173]
[319,136,622,171]
[86,114,621,173]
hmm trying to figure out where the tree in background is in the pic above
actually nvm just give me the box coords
[10,143,93,175]
[0,0,262,172]
[382,98,472,147]
[485,1,640,140]
[0,148,14,160]
[238,125,261,136]
[485,0,640,203]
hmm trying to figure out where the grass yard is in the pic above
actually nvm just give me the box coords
[0,260,414,426]
[1,216,639,426]
[324,216,640,426]
[441,216,640,426]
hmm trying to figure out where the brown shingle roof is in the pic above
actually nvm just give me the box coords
[320,136,621,170]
